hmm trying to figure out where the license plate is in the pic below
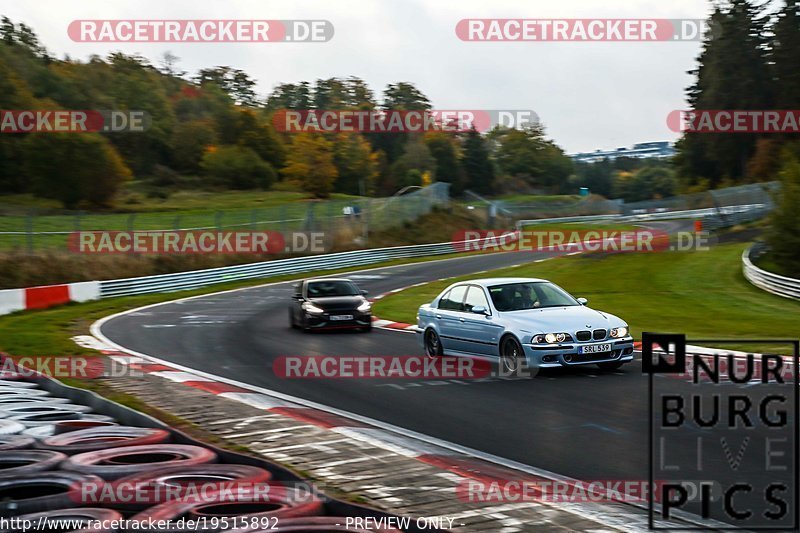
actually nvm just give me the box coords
[330,315,353,321]
[580,343,611,354]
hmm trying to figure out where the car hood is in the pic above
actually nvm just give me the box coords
[499,305,626,334]
[307,295,366,311]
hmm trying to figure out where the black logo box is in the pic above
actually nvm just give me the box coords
[643,333,799,531]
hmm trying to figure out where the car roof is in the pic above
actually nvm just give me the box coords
[452,277,549,287]
[305,278,353,283]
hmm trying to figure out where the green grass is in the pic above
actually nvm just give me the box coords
[373,243,800,353]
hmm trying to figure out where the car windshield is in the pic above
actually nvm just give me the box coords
[307,280,359,297]
[488,282,579,311]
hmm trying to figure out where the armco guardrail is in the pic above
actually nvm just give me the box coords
[742,243,800,301]
[0,232,518,311]
[98,232,518,298]
[515,203,770,231]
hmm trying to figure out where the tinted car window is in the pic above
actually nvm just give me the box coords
[489,282,578,311]
[464,286,490,313]
[307,280,359,297]
[438,285,467,311]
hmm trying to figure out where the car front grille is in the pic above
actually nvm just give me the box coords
[593,329,607,340]
[576,330,591,341]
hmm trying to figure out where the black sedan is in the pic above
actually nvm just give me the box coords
[289,278,372,332]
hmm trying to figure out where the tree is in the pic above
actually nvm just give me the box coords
[200,145,276,189]
[235,109,285,168]
[424,132,464,194]
[390,139,436,189]
[676,1,773,186]
[493,127,545,185]
[461,128,495,194]
[382,82,430,110]
[281,134,338,198]
[24,133,131,208]
[197,66,259,107]
[771,0,800,109]
[333,133,378,195]
[766,152,800,277]
[171,119,217,173]
[266,81,312,110]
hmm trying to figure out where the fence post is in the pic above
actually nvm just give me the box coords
[215,211,223,230]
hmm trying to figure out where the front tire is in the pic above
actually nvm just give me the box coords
[424,329,443,358]
[597,361,624,371]
[500,336,525,374]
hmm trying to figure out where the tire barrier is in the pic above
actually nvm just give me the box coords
[106,464,273,511]
[53,420,119,435]
[0,471,105,516]
[38,427,170,454]
[230,516,405,532]
[21,425,58,438]
[0,435,35,450]
[0,508,123,533]
[0,419,25,435]
[9,412,114,428]
[0,379,39,388]
[0,397,72,405]
[0,388,51,397]
[0,450,68,478]
[0,376,422,532]
[129,488,324,532]
[62,445,218,480]
[0,403,93,416]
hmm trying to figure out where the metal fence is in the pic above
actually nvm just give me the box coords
[0,183,451,253]
[742,243,800,301]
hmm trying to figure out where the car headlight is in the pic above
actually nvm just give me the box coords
[357,301,371,313]
[610,326,628,338]
[535,333,572,344]
[302,302,325,314]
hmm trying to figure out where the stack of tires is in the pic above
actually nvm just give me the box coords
[0,375,406,532]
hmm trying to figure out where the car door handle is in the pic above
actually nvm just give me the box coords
[459,317,465,322]
[436,314,442,319]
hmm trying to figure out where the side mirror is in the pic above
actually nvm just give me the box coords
[471,306,488,315]
[292,294,304,301]
[577,297,588,305]
[361,290,368,296]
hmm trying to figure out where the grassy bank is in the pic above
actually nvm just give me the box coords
[373,243,800,353]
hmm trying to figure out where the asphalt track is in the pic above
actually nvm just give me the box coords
[99,225,796,526]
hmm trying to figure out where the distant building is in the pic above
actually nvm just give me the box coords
[570,141,675,163]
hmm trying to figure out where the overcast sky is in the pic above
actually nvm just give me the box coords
[3,0,712,153]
